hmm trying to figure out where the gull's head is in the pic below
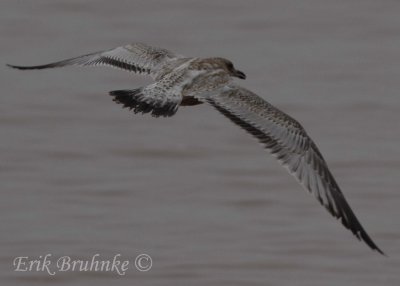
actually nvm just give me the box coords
[221,58,246,80]
[208,58,246,80]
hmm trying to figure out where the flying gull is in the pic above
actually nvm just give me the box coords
[7,42,384,255]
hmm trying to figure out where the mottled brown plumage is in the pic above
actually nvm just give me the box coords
[7,42,384,255]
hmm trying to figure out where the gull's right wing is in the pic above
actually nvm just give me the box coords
[199,84,384,255]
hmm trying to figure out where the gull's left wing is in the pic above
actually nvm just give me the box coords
[7,43,183,79]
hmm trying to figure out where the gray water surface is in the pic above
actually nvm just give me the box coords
[1,1,399,285]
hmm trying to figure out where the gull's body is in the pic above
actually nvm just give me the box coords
[8,42,384,254]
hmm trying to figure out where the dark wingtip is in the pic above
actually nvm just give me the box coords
[350,216,386,256]
[6,62,58,70]
[355,224,386,256]
[6,64,18,69]
[374,246,387,257]
[366,237,386,256]
[7,63,33,70]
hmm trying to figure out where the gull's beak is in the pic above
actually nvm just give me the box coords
[234,70,246,79]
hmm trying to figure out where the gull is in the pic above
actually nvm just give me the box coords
[7,42,384,255]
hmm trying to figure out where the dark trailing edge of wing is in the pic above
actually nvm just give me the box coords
[109,89,177,118]
[206,98,385,255]
[95,57,150,73]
